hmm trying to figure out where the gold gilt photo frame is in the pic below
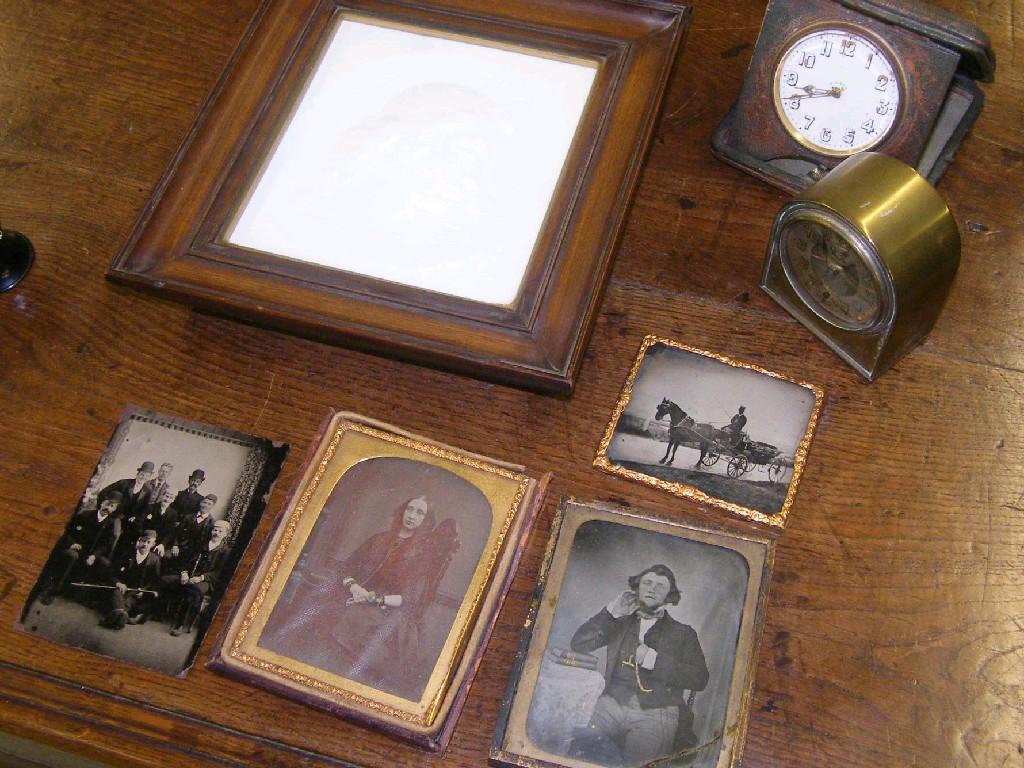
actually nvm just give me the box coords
[595,336,823,527]
[210,411,549,750]
[491,499,775,768]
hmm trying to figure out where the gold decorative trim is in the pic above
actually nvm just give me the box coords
[594,335,824,527]
[228,419,530,727]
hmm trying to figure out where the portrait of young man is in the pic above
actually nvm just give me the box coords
[568,563,709,766]
[519,517,755,768]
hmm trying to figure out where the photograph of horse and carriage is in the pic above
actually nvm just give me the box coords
[596,338,823,524]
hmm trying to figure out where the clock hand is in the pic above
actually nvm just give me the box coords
[784,85,844,101]
[821,243,860,294]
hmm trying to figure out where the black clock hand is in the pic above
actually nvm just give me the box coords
[784,85,843,101]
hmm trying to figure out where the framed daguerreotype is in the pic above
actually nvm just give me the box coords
[210,411,549,750]
[19,407,287,676]
[491,499,774,768]
[108,0,693,393]
[595,337,823,527]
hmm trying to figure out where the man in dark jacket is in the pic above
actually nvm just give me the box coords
[97,461,157,534]
[100,529,162,630]
[141,462,174,510]
[570,564,708,766]
[727,406,748,448]
[178,493,216,559]
[139,486,181,557]
[167,519,231,636]
[38,492,124,605]
[171,469,206,523]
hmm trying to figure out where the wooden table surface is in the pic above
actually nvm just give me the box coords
[1,1,1021,766]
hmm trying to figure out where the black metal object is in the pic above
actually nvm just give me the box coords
[0,225,35,292]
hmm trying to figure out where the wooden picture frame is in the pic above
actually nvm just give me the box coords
[491,499,774,768]
[108,0,692,393]
[595,336,823,527]
[210,411,549,751]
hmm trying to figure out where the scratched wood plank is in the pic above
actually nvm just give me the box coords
[0,1,258,183]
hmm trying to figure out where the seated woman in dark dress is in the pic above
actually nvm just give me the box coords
[261,495,458,701]
[329,495,437,693]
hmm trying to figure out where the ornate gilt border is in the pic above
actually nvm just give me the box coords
[227,420,530,727]
[594,335,823,527]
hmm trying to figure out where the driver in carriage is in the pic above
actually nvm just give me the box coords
[726,406,747,448]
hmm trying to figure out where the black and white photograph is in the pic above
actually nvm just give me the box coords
[492,501,773,768]
[19,407,287,676]
[595,337,823,526]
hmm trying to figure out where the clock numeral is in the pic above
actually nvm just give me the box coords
[799,52,817,69]
[865,53,874,69]
[840,39,857,57]
[861,119,876,135]
[842,129,856,145]
[875,74,890,91]
[821,40,834,57]
[784,71,799,87]
[820,128,832,143]
[804,115,816,130]
[788,98,801,110]
[876,100,891,116]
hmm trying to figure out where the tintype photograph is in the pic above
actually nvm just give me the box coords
[211,412,546,751]
[19,408,287,675]
[595,336,823,526]
[492,500,773,768]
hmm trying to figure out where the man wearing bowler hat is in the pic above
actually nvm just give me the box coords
[172,469,207,523]
[97,461,157,540]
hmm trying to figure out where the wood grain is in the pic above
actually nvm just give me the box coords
[1,0,1023,766]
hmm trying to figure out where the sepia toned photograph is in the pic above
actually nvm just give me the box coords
[211,412,546,751]
[258,455,494,702]
[19,408,287,675]
[595,337,823,526]
[492,500,774,768]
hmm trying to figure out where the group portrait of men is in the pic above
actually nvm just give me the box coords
[36,460,233,636]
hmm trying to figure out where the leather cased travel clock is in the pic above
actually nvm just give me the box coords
[712,0,995,192]
[761,152,960,381]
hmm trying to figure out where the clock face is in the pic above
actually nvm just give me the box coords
[779,214,885,331]
[773,27,901,156]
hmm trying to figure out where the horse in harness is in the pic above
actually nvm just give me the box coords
[654,398,719,466]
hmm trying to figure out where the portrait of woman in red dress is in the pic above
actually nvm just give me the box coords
[259,457,490,702]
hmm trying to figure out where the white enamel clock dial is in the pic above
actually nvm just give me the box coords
[773,27,901,156]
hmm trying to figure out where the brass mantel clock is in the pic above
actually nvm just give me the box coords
[761,152,960,380]
[712,0,995,192]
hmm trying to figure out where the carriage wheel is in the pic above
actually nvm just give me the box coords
[699,451,720,467]
[727,456,748,478]
[768,460,785,484]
